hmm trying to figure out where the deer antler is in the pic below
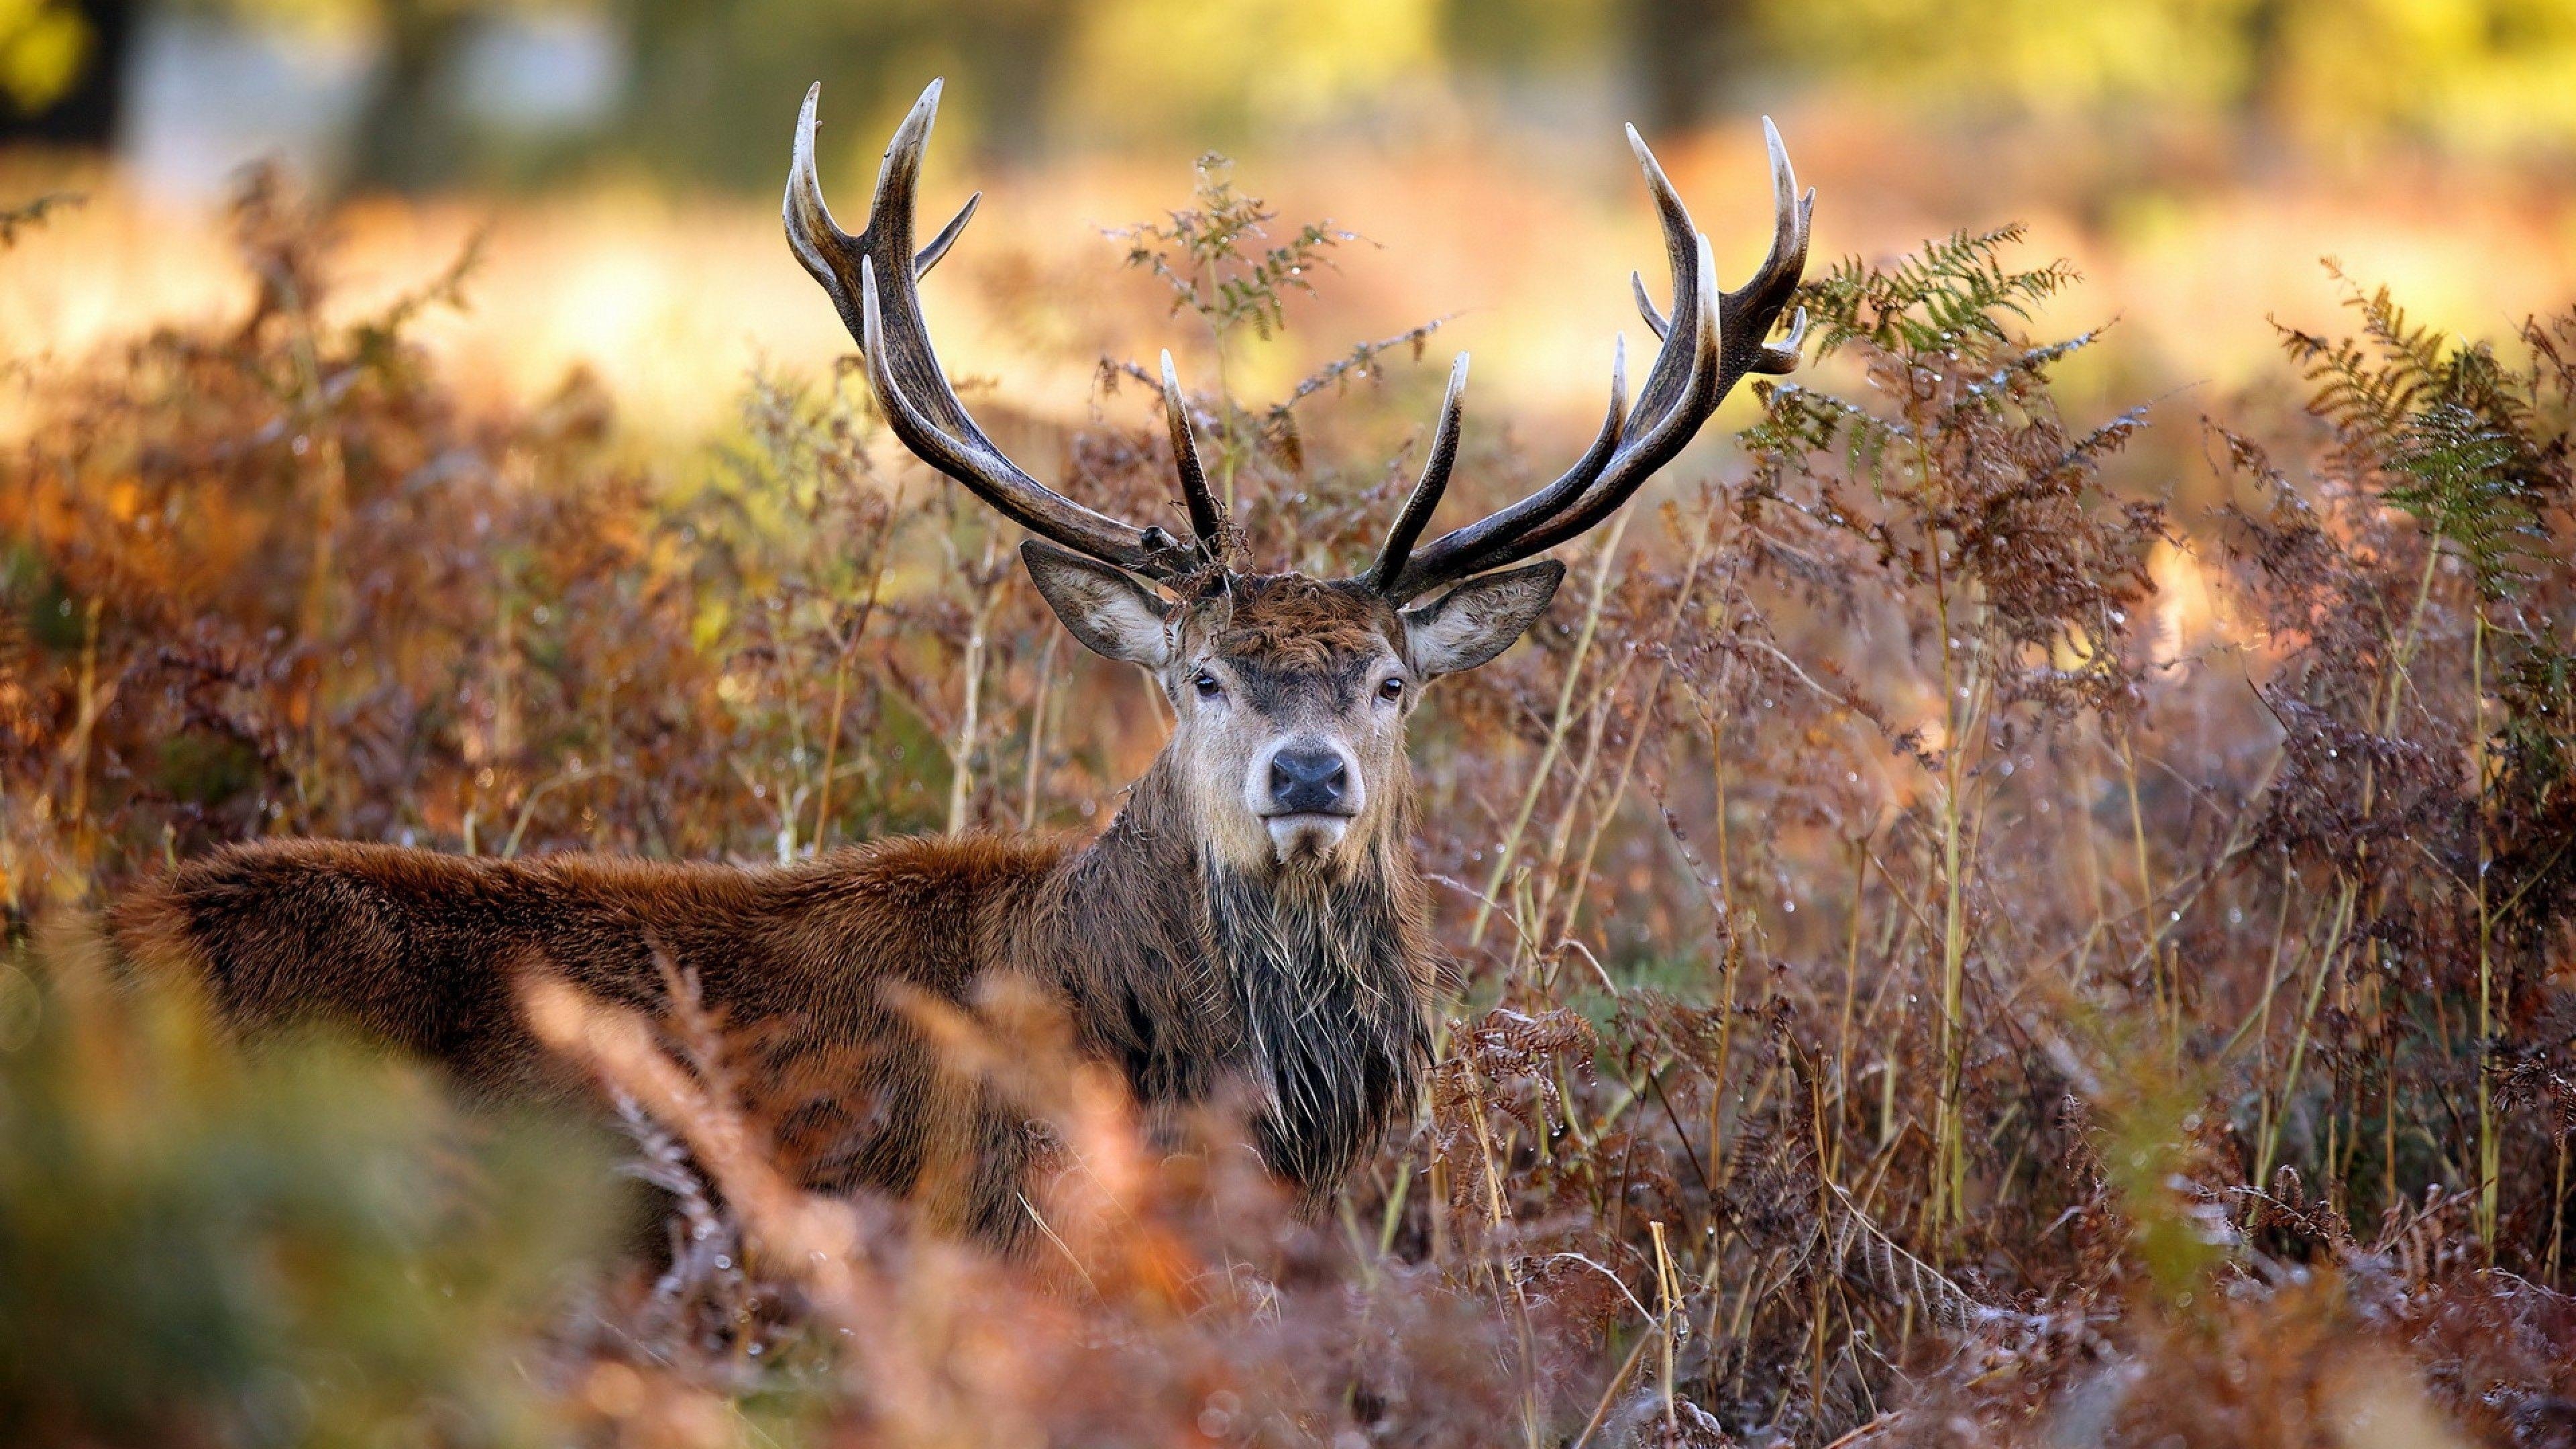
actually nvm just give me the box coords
[1364,119,1812,602]
[787,80,1224,581]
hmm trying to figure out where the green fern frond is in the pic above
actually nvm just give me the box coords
[2289,270,2558,601]
[2385,400,2548,600]
[1803,225,2078,360]
[1740,380,1901,483]
[2497,642,2576,823]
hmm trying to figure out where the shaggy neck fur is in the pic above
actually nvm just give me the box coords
[1041,753,1435,1194]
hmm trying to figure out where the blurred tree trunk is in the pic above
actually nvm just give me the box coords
[2237,0,2297,148]
[1626,0,1749,135]
[969,1,1073,161]
[344,0,469,193]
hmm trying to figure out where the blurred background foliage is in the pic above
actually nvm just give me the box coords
[0,944,614,1446]
[5,0,2576,189]
[0,0,2565,460]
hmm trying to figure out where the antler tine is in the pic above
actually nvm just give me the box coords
[1752,306,1808,376]
[1729,117,1814,324]
[1376,120,1811,600]
[1616,123,1713,430]
[1629,123,1807,352]
[912,189,979,274]
[1160,350,1224,548]
[785,84,981,351]
[1371,337,1628,596]
[1474,235,1722,563]
[1363,354,1472,592]
[789,81,1188,579]
[1631,270,1668,340]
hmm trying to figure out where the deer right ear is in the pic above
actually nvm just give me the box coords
[1399,559,1566,676]
[1021,539,1175,667]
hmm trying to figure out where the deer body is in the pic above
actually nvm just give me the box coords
[113,574,1456,1235]
[115,723,1430,1237]
[112,79,1811,1236]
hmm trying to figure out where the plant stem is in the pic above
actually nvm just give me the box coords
[1470,514,1629,948]
[1020,631,1059,830]
[813,482,901,850]
[2471,609,2498,1256]
[1929,553,1973,1236]
[946,538,999,835]
[1532,514,1719,945]
[1833,837,1872,1182]
[2258,879,2355,1192]
[2119,733,2170,1061]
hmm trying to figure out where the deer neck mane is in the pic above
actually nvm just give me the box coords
[1049,752,1434,1191]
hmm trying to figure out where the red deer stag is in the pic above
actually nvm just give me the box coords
[113,79,1811,1240]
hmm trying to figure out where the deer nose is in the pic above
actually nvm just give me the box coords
[1268,745,1350,814]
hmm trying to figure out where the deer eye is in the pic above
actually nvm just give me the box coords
[1193,671,1223,700]
[1379,676,1405,702]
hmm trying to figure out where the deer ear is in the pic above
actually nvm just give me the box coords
[1022,539,1174,667]
[1400,560,1566,677]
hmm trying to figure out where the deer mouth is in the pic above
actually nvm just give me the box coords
[1263,812,1354,861]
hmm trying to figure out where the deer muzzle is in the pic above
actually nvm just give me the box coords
[1250,738,1362,862]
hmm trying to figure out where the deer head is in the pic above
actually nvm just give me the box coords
[786,80,1811,877]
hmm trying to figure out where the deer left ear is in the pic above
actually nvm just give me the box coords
[1400,560,1566,678]
[1022,539,1175,667]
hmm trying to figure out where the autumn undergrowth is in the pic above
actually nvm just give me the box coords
[3,162,2573,1449]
